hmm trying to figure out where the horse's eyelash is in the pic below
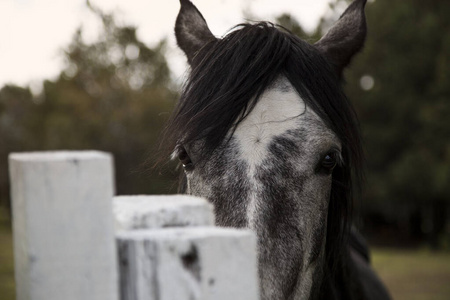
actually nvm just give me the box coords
[170,147,181,161]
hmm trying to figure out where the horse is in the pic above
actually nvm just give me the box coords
[160,0,391,299]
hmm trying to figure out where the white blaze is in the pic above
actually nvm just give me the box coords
[234,84,306,168]
[233,79,307,229]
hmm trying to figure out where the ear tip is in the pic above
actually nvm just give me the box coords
[353,0,368,11]
[343,0,367,16]
[339,0,368,25]
[179,0,194,9]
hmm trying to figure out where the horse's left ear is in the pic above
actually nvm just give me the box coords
[175,0,217,65]
[315,0,367,75]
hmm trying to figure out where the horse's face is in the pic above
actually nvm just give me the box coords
[179,77,341,299]
[171,1,367,299]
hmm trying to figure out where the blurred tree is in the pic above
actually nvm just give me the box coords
[0,86,34,213]
[276,13,310,40]
[325,0,450,247]
[0,3,179,215]
[44,2,180,195]
[1,0,449,248]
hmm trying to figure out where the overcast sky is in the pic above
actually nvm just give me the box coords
[0,0,337,89]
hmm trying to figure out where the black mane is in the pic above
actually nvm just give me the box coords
[161,22,363,285]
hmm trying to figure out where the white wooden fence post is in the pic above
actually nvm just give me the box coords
[9,151,119,300]
[117,227,259,300]
[114,195,259,300]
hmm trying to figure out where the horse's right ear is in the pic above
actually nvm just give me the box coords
[175,0,216,65]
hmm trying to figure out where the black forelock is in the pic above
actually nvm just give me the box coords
[161,21,363,275]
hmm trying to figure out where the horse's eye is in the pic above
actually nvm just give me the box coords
[321,152,338,173]
[178,147,193,171]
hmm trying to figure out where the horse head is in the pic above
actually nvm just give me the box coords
[163,1,373,299]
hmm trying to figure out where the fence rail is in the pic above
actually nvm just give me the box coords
[9,151,259,300]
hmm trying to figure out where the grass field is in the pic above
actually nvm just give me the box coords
[1,207,449,299]
[372,248,450,300]
[0,208,15,300]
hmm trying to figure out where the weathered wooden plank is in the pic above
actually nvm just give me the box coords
[113,195,214,230]
[117,227,259,300]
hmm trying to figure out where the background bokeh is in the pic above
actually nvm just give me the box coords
[1,0,449,299]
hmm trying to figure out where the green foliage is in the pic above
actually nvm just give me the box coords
[343,0,450,197]
[1,0,448,247]
[275,0,450,246]
[0,4,180,212]
[276,1,450,245]
[327,0,450,244]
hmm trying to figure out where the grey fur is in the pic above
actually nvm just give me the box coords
[181,79,342,300]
